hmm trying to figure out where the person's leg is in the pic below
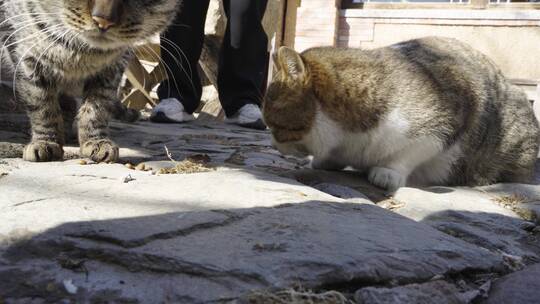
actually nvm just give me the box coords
[156,0,210,116]
[219,0,269,126]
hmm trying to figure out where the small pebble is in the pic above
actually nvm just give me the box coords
[78,160,87,165]
[122,174,136,184]
[62,279,78,294]
[135,163,146,171]
[125,163,135,170]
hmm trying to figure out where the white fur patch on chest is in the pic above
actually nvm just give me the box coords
[307,109,413,170]
[305,107,459,186]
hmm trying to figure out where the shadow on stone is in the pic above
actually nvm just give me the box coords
[1,201,517,303]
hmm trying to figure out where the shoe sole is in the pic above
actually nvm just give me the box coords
[150,112,191,124]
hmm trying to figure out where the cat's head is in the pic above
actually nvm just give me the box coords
[263,47,318,157]
[24,0,181,50]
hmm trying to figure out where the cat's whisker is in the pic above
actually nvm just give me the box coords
[0,12,61,28]
[160,37,194,80]
[65,30,82,50]
[0,23,64,83]
[30,28,72,77]
[2,20,58,49]
[167,23,191,29]
[159,40,197,96]
[12,28,61,98]
[3,24,64,53]
[140,44,181,100]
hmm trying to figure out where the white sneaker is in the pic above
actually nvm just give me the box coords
[225,104,267,130]
[150,98,195,123]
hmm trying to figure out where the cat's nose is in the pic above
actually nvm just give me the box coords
[90,0,123,31]
[92,16,115,32]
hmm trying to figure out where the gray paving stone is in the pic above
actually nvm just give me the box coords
[2,202,505,303]
[392,187,540,263]
[483,263,540,304]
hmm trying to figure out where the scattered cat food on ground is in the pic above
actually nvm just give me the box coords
[77,159,97,165]
[46,282,57,292]
[377,198,406,211]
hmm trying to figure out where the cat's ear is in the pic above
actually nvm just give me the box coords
[277,46,306,80]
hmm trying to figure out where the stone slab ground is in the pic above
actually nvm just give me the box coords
[1,112,540,303]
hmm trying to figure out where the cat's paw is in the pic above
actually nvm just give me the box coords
[80,139,119,163]
[368,167,406,191]
[23,141,64,162]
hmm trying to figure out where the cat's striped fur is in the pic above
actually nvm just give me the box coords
[0,0,181,162]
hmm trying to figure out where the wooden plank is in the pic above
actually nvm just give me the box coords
[124,58,157,107]
[122,89,152,111]
[283,0,301,47]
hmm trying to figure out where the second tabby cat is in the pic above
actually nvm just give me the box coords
[264,37,540,191]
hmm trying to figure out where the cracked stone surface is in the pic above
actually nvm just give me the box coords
[1,202,507,303]
[392,187,540,265]
[355,280,476,304]
[1,112,540,303]
[481,263,540,304]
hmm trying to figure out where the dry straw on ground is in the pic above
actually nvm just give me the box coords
[159,146,215,175]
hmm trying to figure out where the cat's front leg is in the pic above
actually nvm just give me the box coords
[78,65,124,163]
[368,167,406,192]
[368,136,445,192]
[19,78,64,162]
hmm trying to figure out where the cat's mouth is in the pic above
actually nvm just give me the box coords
[81,30,127,49]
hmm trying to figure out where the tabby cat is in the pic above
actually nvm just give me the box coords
[0,0,180,162]
[264,37,540,191]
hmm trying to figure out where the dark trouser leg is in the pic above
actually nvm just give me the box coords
[219,0,269,117]
[157,0,210,114]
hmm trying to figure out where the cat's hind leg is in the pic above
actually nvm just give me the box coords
[368,136,445,191]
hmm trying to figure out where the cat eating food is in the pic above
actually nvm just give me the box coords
[0,0,180,162]
[264,37,540,191]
